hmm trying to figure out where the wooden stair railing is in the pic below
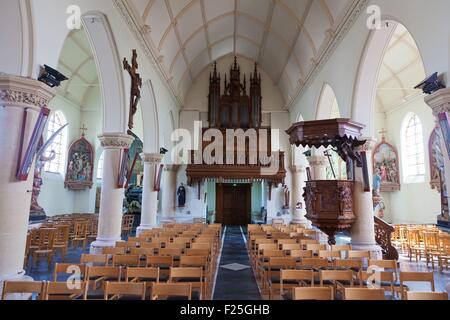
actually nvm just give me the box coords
[374,216,399,260]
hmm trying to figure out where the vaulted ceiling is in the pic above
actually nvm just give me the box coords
[57,27,99,108]
[375,23,426,113]
[123,0,361,107]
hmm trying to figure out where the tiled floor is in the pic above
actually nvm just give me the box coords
[213,226,261,300]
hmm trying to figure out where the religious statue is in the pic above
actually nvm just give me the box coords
[282,185,290,209]
[30,124,68,220]
[124,50,143,131]
[177,183,186,207]
[373,168,382,197]
[30,143,56,219]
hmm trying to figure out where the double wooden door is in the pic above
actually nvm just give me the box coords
[216,184,251,226]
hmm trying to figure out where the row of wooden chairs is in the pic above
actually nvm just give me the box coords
[2,280,196,301]
[287,287,448,300]
[392,224,450,270]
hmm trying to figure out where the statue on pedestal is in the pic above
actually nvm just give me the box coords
[177,183,186,207]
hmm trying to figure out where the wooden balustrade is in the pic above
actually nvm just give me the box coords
[374,216,399,260]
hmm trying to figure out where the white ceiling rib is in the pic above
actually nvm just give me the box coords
[126,0,358,106]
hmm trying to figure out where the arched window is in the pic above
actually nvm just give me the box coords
[97,151,104,180]
[403,113,425,178]
[44,111,68,174]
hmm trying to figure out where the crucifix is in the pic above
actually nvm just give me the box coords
[80,124,88,137]
[379,128,388,141]
[123,49,143,132]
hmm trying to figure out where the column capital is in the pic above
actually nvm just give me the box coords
[98,133,134,149]
[164,164,180,172]
[289,165,306,174]
[357,137,378,152]
[0,74,56,111]
[424,88,450,116]
[141,153,164,164]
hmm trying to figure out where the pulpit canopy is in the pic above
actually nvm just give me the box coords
[286,118,366,149]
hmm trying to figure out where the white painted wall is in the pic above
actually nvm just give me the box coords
[375,97,441,224]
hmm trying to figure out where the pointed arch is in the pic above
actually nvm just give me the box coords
[316,83,339,120]
[141,79,160,153]
[81,12,127,133]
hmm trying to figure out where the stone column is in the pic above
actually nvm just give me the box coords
[350,139,382,259]
[90,133,134,253]
[0,75,55,294]
[137,153,163,235]
[161,165,179,218]
[425,88,450,227]
[290,165,308,225]
[308,155,328,180]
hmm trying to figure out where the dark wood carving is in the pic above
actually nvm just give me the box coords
[303,180,356,245]
[123,50,143,131]
[374,216,399,260]
[186,57,286,186]
[287,119,367,245]
[208,57,262,129]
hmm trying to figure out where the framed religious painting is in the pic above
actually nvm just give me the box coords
[64,136,94,190]
[438,112,450,159]
[372,140,400,192]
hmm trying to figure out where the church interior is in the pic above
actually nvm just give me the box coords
[1,0,450,302]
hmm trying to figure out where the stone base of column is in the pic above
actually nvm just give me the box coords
[90,237,122,254]
[351,243,383,260]
[136,224,158,236]
[0,270,33,300]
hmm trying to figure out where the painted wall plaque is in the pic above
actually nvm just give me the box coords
[373,138,400,192]
[65,135,94,190]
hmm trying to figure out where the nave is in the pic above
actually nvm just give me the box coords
[3,216,448,301]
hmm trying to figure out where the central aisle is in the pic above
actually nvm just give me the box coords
[213,226,262,300]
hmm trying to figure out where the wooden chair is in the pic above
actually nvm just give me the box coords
[344,288,385,300]
[53,225,70,260]
[71,222,89,250]
[300,258,329,269]
[122,215,135,236]
[44,281,88,300]
[290,250,313,263]
[438,235,450,271]
[1,281,45,300]
[169,267,203,300]
[334,259,363,272]
[32,228,57,269]
[306,244,327,255]
[104,282,146,300]
[86,266,122,291]
[80,254,108,266]
[320,270,354,298]
[265,257,297,298]
[318,250,341,260]
[406,291,449,300]
[276,270,314,300]
[179,256,209,297]
[151,283,192,300]
[359,271,395,295]
[146,256,173,280]
[53,263,87,282]
[292,287,334,300]
[399,271,435,299]
[103,247,126,255]
[112,254,140,267]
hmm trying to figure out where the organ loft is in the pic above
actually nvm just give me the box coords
[208,57,262,129]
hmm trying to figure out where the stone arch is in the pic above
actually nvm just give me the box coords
[140,79,160,153]
[352,19,426,137]
[0,0,34,76]
[316,83,339,120]
[81,12,127,134]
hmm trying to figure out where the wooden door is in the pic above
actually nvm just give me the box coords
[216,184,251,225]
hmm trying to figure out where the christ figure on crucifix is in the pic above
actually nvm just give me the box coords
[124,50,143,130]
